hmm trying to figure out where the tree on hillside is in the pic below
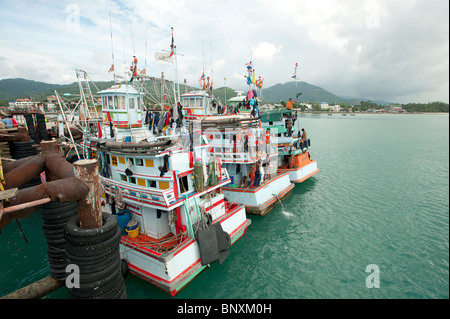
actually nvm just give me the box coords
[311,103,321,111]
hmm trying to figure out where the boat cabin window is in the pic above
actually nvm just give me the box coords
[108,96,114,109]
[179,176,189,194]
[129,97,135,110]
[159,181,170,190]
[147,180,157,188]
[145,159,154,167]
[117,96,126,110]
[120,174,127,182]
[111,155,118,166]
[136,158,143,166]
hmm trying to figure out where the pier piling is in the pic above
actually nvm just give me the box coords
[73,159,102,229]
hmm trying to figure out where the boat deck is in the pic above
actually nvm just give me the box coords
[121,202,244,255]
[121,232,187,255]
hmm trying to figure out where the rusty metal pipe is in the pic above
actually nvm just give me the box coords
[9,177,89,207]
[45,153,75,180]
[2,154,44,174]
[1,198,52,214]
[103,139,171,150]
[1,276,64,299]
[3,155,46,190]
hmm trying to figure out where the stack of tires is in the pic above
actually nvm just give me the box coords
[23,114,38,143]
[36,113,49,141]
[12,141,38,159]
[41,201,79,280]
[64,212,127,299]
[12,141,41,188]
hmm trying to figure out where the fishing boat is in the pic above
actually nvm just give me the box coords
[227,91,251,115]
[79,78,251,296]
[180,92,294,216]
[259,109,320,183]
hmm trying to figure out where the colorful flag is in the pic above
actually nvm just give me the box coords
[140,68,146,75]
[163,90,167,100]
[155,52,172,63]
[247,72,252,85]
[251,71,256,84]
[256,76,263,88]
[292,62,298,78]
[199,72,205,86]
[169,31,175,58]
[108,64,114,72]
[245,61,252,71]
[246,89,254,100]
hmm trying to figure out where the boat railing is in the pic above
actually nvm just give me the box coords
[211,151,252,163]
[100,176,176,207]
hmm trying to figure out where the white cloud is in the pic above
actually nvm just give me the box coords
[0,0,448,103]
[252,42,282,65]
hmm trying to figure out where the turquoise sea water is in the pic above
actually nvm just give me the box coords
[1,113,448,299]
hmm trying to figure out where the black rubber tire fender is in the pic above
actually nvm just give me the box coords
[64,213,118,245]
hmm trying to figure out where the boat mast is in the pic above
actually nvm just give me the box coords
[109,12,116,81]
[171,27,180,122]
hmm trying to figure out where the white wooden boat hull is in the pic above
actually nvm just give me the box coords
[222,172,294,216]
[119,204,250,296]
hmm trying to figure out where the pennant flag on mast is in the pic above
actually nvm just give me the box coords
[199,72,205,86]
[169,29,175,58]
[155,52,172,63]
[256,76,263,88]
[108,64,114,72]
[292,62,298,78]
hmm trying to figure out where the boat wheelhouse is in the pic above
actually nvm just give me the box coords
[260,109,320,183]
[98,84,148,141]
[227,91,251,115]
[92,83,250,296]
[180,91,221,122]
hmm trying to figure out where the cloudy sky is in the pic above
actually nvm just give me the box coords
[0,0,448,103]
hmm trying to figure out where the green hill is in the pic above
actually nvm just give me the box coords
[0,78,68,101]
[260,81,358,104]
[0,77,379,107]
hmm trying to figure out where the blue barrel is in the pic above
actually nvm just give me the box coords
[117,209,131,235]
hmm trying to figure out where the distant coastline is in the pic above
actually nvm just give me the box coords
[277,109,449,115]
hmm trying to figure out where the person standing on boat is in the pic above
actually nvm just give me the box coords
[259,159,265,184]
[301,128,307,141]
[255,160,262,187]
[286,115,293,137]
[286,98,294,111]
